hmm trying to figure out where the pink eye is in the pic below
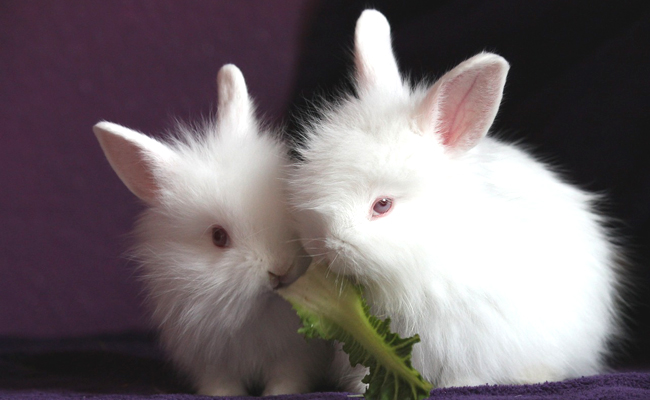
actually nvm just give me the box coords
[211,226,230,248]
[372,197,393,218]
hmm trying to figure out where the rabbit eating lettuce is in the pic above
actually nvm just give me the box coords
[287,9,624,389]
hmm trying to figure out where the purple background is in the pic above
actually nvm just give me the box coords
[2,0,650,372]
[0,0,316,337]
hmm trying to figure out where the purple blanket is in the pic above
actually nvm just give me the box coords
[2,372,650,400]
[1,335,648,400]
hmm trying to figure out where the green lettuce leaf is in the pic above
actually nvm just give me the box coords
[277,261,433,400]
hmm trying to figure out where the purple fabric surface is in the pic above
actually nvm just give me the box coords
[2,375,650,399]
[427,374,650,399]
[3,378,650,400]
[1,335,649,399]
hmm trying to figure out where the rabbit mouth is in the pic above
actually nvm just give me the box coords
[268,272,285,290]
[321,236,366,279]
[268,271,302,290]
[269,250,312,290]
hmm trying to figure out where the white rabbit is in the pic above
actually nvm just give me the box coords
[289,10,623,388]
[93,64,355,396]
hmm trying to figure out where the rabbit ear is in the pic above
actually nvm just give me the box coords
[417,53,509,153]
[93,121,176,205]
[354,9,402,95]
[216,64,255,134]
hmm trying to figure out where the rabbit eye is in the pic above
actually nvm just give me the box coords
[371,197,393,218]
[211,226,230,248]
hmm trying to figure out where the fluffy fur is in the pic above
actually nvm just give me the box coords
[290,10,623,388]
[94,65,356,395]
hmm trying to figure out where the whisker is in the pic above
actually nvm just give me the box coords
[300,237,328,246]
[303,251,330,258]
[241,226,271,241]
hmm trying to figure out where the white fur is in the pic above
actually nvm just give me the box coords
[94,65,358,395]
[290,10,622,388]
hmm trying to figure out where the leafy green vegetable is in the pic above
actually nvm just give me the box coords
[277,261,433,400]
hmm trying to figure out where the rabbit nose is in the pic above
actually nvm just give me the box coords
[269,249,312,290]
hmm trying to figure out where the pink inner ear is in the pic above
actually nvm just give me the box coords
[437,70,501,149]
[421,56,508,153]
[96,128,161,205]
[440,73,482,147]
[108,138,159,204]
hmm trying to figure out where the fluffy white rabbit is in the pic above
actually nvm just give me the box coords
[289,10,623,388]
[94,64,354,396]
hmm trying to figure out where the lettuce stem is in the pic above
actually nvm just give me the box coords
[278,262,433,400]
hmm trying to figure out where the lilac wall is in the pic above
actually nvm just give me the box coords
[0,0,315,337]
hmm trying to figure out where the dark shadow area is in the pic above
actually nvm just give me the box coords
[0,333,191,394]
